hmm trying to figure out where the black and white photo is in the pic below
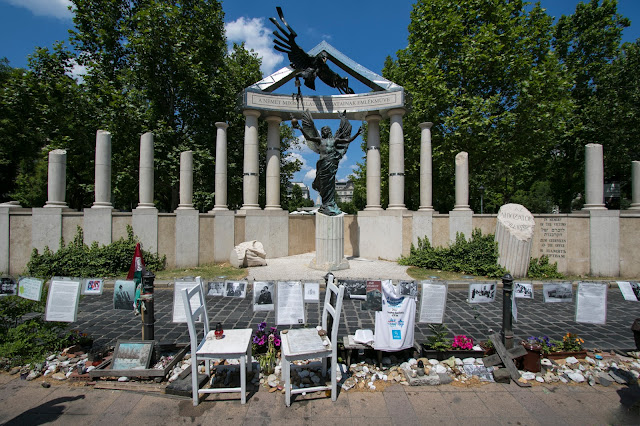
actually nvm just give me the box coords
[225,280,247,298]
[0,276,16,296]
[514,282,534,299]
[304,282,320,303]
[253,281,274,311]
[113,280,136,310]
[340,279,366,300]
[543,282,573,303]
[207,281,225,296]
[468,282,496,303]
[399,280,418,298]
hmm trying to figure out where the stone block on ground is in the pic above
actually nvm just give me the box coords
[229,240,267,268]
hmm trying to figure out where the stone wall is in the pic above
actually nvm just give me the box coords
[1,208,638,278]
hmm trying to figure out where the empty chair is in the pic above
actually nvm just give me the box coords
[280,275,345,406]
[182,285,253,406]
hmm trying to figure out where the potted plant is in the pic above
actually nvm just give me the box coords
[421,324,484,360]
[252,321,281,375]
[546,333,587,360]
[520,336,551,372]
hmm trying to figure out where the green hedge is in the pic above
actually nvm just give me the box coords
[27,225,166,277]
[399,229,507,278]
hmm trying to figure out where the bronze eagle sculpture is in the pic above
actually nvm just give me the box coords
[269,7,355,95]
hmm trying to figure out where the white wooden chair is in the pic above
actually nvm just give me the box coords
[280,277,345,406]
[182,285,252,406]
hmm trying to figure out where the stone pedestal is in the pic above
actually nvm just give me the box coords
[583,143,606,210]
[44,149,68,208]
[83,208,112,246]
[132,207,158,253]
[589,209,620,276]
[212,210,235,262]
[176,209,199,267]
[631,161,640,210]
[357,210,404,261]
[495,204,535,278]
[310,213,349,271]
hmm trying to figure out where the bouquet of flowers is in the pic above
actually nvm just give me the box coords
[252,321,280,374]
[452,335,474,350]
[526,336,557,354]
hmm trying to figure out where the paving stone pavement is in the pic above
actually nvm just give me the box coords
[70,254,640,351]
[1,372,639,425]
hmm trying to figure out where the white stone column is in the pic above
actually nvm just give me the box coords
[138,132,155,208]
[454,152,471,210]
[583,143,606,210]
[212,122,229,211]
[265,115,282,210]
[177,150,194,210]
[631,161,640,209]
[365,114,382,210]
[93,130,112,208]
[387,108,406,210]
[419,122,434,211]
[44,149,67,208]
[242,110,261,210]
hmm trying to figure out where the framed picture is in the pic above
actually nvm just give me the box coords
[207,281,225,296]
[113,280,136,310]
[362,280,382,311]
[0,276,17,296]
[18,277,43,301]
[514,282,534,299]
[253,281,275,311]
[82,278,104,295]
[399,280,418,298]
[172,279,201,323]
[111,340,153,370]
[468,282,496,304]
[340,279,366,300]
[543,282,573,303]
[304,282,320,303]
[225,280,247,298]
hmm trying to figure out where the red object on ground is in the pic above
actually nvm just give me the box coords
[126,243,146,280]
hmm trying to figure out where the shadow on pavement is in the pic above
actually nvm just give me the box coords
[3,395,85,426]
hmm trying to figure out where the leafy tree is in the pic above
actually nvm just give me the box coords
[286,183,314,212]
[356,0,573,213]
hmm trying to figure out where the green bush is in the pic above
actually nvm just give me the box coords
[527,255,564,279]
[399,229,507,278]
[27,225,166,277]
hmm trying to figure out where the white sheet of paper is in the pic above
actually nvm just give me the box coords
[18,277,43,301]
[617,281,638,302]
[419,281,447,323]
[45,280,81,322]
[304,282,320,303]
[276,281,305,326]
[354,329,374,345]
[575,282,607,324]
[514,282,534,299]
[172,280,201,323]
[512,293,518,323]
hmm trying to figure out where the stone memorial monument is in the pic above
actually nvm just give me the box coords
[495,203,535,278]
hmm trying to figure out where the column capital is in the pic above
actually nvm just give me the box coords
[387,108,406,118]
[365,113,382,123]
[419,122,433,130]
[243,109,261,118]
[215,122,229,130]
[265,115,282,124]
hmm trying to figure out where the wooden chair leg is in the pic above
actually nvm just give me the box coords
[284,356,291,407]
[240,354,247,405]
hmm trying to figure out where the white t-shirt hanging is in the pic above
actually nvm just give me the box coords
[373,280,416,351]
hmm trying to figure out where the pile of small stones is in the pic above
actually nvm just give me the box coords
[1,345,94,383]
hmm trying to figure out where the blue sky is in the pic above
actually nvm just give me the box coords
[1,0,639,203]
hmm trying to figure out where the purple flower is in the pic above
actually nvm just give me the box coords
[258,321,266,332]
[273,337,281,347]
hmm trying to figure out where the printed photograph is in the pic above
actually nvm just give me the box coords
[631,281,640,300]
[83,278,104,295]
[111,341,153,370]
[341,279,366,300]
[253,281,275,311]
[514,282,534,299]
[399,280,418,298]
[543,282,573,303]
[0,276,17,296]
[304,282,320,303]
[468,282,496,303]
[225,281,247,298]
[362,280,382,311]
[207,281,225,296]
[113,280,136,310]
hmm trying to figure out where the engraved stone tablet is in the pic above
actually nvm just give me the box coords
[495,204,535,278]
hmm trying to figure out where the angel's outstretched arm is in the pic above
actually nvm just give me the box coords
[293,123,321,143]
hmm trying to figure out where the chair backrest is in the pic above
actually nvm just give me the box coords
[182,284,210,351]
[321,277,345,348]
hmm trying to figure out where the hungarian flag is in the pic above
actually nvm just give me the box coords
[126,243,146,280]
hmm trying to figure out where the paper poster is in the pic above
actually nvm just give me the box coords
[340,279,366,300]
[45,279,81,322]
[113,280,136,310]
[276,281,305,326]
[617,281,639,302]
[362,280,382,311]
[253,281,275,312]
[304,282,320,303]
[514,282,533,299]
[18,277,43,301]
[468,282,496,303]
[172,279,201,323]
[82,278,104,295]
[399,280,418,298]
[0,276,16,296]
[225,281,247,298]
[543,282,573,303]
[575,282,607,324]
[418,281,447,323]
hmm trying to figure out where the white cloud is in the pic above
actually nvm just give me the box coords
[66,60,87,83]
[338,154,348,165]
[286,152,310,170]
[304,169,316,182]
[4,0,72,19]
[225,16,284,76]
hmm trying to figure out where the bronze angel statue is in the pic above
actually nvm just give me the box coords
[270,7,355,96]
[292,110,363,216]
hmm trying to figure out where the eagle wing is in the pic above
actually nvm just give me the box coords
[317,64,355,94]
[269,7,314,71]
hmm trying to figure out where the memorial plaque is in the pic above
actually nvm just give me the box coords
[537,217,568,271]
[418,280,447,323]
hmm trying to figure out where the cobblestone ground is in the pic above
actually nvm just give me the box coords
[71,284,639,351]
